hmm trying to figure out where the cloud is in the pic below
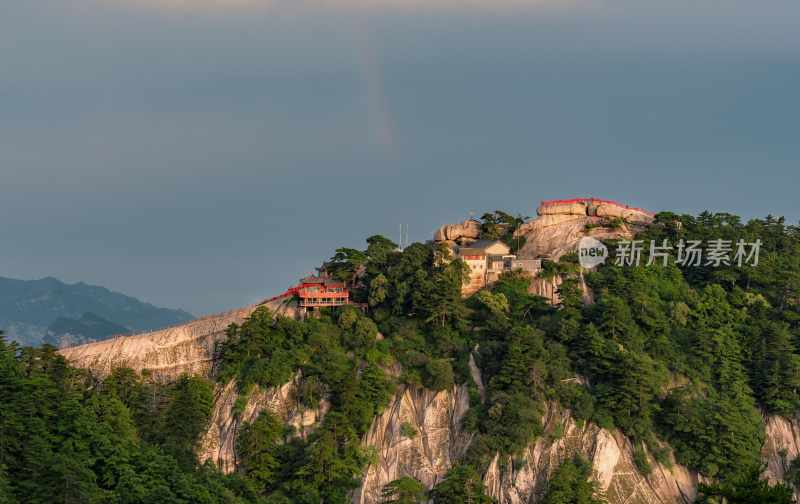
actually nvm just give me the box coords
[318,0,569,7]
[356,30,394,150]
[106,0,575,13]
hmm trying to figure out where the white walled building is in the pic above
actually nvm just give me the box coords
[456,240,512,295]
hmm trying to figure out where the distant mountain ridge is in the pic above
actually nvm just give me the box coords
[0,276,194,346]
[43,312,131,348]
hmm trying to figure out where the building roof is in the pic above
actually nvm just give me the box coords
[470,239,508,249]
[458,248,487,257]
[458,239,511,257]
[300,276,346,288]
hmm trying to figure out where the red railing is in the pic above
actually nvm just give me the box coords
[298,289,349,299]
[299,299,351,307]
[264,287,299,304]
[263,284,350,305]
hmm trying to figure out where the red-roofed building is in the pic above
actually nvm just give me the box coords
[296,276,350,309]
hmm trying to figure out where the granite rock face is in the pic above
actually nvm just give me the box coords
[58,198,800,503]
[353,385,474,504]
[354,387,699,504]
[483,402,698,504]
[515,198,654,260]
[763,415,800,500]
[433,219,481,243]
[199,376,329,474]
[59,294,800,503]
[515,213,634,260]
[529,275,564,304]
[59,298,295,380]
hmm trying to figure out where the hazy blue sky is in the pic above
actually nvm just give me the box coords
[2,0,798,315]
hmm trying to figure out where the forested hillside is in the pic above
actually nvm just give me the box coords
[1,210,799,503]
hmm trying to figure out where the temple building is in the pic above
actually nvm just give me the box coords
[455,240,542,295]
[296,276,350,311]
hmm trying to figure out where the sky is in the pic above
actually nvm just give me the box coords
[1,0,799,316]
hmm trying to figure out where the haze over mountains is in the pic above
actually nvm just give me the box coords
[0,276,194,347]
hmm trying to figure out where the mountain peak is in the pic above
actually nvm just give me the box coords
[0,276,194,346]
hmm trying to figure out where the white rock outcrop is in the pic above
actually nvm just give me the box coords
[483,402,698,504]
[595,203,653,224]
[433,219,481,243]
[199,376,329,474]
[763,415,800,500]
[353,385,474,504]
[59,298,296,380]
[513,198,654,260]
[352,386,698,504]
[516,215,635,261]
[193,373,800,504]
[58,293,800,504]
[537,201,590,216]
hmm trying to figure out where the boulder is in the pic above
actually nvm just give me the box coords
[515,198,655,259]
[595,203,653,224]
[433,219,481,242]
[537,201,588,216]
[595,203,627,219]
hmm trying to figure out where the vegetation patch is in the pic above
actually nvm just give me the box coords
[2,210,799,502]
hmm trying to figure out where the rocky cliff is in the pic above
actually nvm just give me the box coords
[433,198,651,304]
[59,298,295,380]
[57,198,800,503]
[199,375,329,474]
[352,375,700,504]
[59,297,800,503]
[433,219,481,244]
[763,416,800,501]
[353,385,800,504]
[196,372,800,504]
[61,300,710,504]
[482,402,698,504]
[515,198,653,260]
[354,385,474,504]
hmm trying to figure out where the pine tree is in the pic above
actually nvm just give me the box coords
[430,466,492,504]
[237,411,285,492]
[381,476,427,504]
[161,375,214,469]
[542,456,604,504]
